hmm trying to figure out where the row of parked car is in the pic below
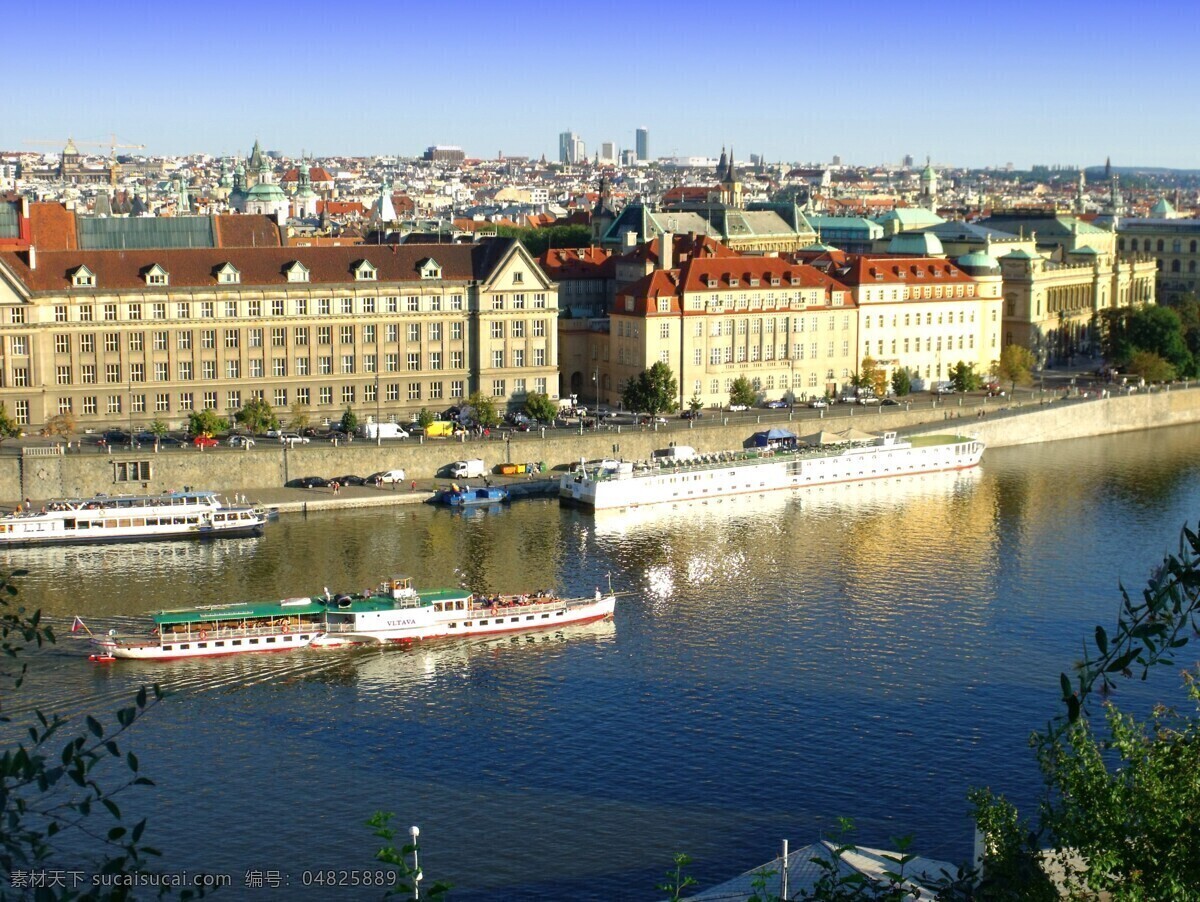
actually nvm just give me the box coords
[285,469,407,489]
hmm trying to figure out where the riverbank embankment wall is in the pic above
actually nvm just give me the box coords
[4,387,1199,503]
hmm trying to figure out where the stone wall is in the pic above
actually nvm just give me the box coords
[4,387,1200,502]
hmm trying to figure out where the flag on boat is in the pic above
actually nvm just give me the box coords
[71,616,85,633]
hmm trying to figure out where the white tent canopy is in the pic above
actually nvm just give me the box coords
[684,840,960,901]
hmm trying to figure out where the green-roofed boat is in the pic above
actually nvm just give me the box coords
[88,576,617,661]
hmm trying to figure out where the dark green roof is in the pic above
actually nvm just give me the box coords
[78,216,215,250]
[0,202,19,239]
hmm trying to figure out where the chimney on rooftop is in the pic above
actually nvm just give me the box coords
[27,245,36,270]
[660,232,673,271]
[621,229,637,251]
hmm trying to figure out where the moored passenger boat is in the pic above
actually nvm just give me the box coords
[432,485,511,507]
[559,431,984,510]
[87,576,617,661]
[0,491,269,546]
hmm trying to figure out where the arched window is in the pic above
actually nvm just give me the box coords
[1191,240,1198,253]
[1189,261,1196,273]
[1172,259,1181,272]
[1157,239,1165,252]
[1174,240,1182,253]
[1118,238,1125,251]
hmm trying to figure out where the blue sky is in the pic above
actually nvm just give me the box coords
[10,0,1199,169]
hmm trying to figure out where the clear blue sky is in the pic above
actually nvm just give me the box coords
[10,0,1199,169]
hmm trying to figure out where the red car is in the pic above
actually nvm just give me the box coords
[192,435,219,448]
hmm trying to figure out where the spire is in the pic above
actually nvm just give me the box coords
[725,147,737,183]
[716,146,727,178]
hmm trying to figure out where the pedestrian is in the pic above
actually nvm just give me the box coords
[331,480,339,495]
[410,480,416,493]
[391,478,396,491]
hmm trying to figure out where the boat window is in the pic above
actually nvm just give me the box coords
[510,617,520,623]
[448,623,457,628]
[232,640,242,646]
[180,644,190,650]
[479,619,489,625]
[526,615,534,620]
[266,637,275,643]
[465,621,473,627]
[433,603,442,612]
[215,641,224,647]
[541,613,550,618]
[283,636,292,641]
[249,638,259,644]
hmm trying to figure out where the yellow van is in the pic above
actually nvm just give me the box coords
[424,421,457,438]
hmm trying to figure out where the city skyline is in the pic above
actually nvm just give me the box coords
[9,0,1200,169]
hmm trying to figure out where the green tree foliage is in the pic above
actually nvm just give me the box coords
[489,224,591,256]
[621,362,678,416]
[948,361,982,393]
[1099,305,1195,377]
[687,394,704,413]
[367,813,450,899]
[1128,349,1176,383]
[996,345,1036,396]
[147,418,169,439]
[973,522,1200,900]
[656,853,698,902]
[339,407,359,435]
[1161,291,1200,359]
[890,368,913,398]
[465,392,500,428]
[729,375,757,408]
[522,392,558,423]
[415,408,437,430]
[187,409,228,438]
[234,397,279,435]
[0,403,19,445]
[1,569,166,892]
[287,403,311,433]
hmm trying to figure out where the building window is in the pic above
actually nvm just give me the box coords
[364,324,376,344]
[274,389,287,407]
[450,380,464,398]
[79,305,94,322]
[153,331,168,351]
[318,326,332,345]
[129,333,143,352]
[408,323,421,342]
[272,327,286,347]
[405,352,419,371]
[451,350,464,369]
[295,327,309,347]
[490,322,503,339]
[407,382,421,401]
[341,355,355,374]
[201,302,214,318]
[342,298,355,314]
[318,298,331,315]
[202,360,216,380]
[534,348,546,367]
[491,379,505,397]
[178,331,193,350]
[179,361,193,380]
[492,350,504,368]
[296,388,309,406]
[318,357,332,375]
[250,360,264,378]
[295,357,309,376]
[55,333,70,353]
[342,386,356,405]
[249,328,263,348]
[154,362,169,381]
[319,386,333,405]
[224,330,239,349]
[56,365,71,386]
[451,322,463,340]
[226,391,241,410]
[294,298,308,316]
[407,296,420,312]
[272,299,285,317]
[203,391,217,410]
[429,352,441,370]
[105,363,121,383]
[340,325,354,344]
[178,392,193,411]
[226,360,240,379]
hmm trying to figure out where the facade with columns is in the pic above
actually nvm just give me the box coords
[0,238,558,431]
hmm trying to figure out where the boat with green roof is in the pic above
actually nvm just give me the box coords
[87,576,617,661]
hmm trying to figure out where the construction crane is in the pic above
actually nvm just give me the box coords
[22,134,145,157]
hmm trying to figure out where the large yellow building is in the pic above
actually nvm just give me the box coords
[609,252,857,408]
[0,237,558,430]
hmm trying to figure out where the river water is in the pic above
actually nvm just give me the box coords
[6,425,1200,900]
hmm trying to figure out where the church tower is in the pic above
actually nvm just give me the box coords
[920,156,938,211]
[720,148,743,208]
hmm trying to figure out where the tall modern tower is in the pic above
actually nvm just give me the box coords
[559,131,585,165]
[636,127,649,162]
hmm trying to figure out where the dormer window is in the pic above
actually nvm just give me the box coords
[353,260,378,282]
[216,263,241,285]
[417,258,442,280]
[70,265,96,288]
[728,277,739,287]
[143,263,169,287]
[512,270,524,284]
[285,261,310,283]
[770,277,780,286]
[706,278,718,289]
[657,298,670,313]
[748,277,759,287]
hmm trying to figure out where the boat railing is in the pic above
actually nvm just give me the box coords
[152,622,324,643]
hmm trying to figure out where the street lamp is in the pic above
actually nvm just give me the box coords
[375,371,382,446]
[409,825,422,901]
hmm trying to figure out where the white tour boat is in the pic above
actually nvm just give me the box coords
[559,430,983,510]
[0,491,270,547]
[86,576,617,661]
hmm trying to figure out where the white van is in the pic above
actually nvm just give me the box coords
[450,459,486,479]
[361,422,410,440]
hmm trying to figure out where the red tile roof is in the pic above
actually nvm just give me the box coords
[212,215,282,248]
[537,246,614,280]
[831,255,973,287]
[28,203,77,251]
[0,240,519,293]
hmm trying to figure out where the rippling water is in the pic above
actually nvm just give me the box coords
[7,425,1200,900]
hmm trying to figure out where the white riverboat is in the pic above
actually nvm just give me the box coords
[0,491,269,547]
[87,576,617,661]
[559,430,983,511]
